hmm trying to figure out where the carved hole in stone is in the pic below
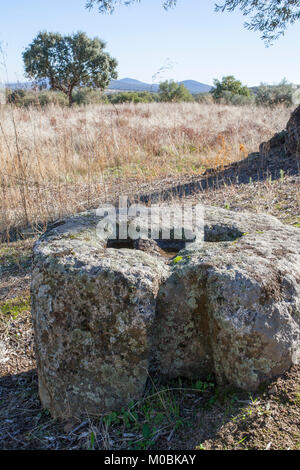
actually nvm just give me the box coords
[106,239,135,250]
[106,224,244,257]
[105,221,192,259]
[106,237,185,259]
[204,225,244,242]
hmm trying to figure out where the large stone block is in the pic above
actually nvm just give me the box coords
[31,207,300,418]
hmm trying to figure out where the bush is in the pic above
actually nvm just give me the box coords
[38,91,68,107]
[108,91,156,104]
[254,80,294,107]
[217,90,255,106]
[211,76,250,103]
[194,93,214,104]
[6,88,157,107]
[6,89,68,107]
[158,80,193,102]
[6,88,110,108]
[72,88,109,105]
[6,89,27,106]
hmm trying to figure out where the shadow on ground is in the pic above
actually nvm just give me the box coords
[1,149,299,243]
[0,368,251,450]
[135,151,300,203]
[1,365,299,450]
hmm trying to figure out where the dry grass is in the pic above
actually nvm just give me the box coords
[0,101,291,237]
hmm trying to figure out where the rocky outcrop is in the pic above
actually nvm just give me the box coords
[260,105,300,158]
[286,105,300,156]
[31,207,300,418]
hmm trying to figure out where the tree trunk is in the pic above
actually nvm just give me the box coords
[68,89,74,107]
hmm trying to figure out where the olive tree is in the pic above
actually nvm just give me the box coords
[23,31,118,106]
[211,75,250,102]
[87,0,300,43]
[255,80,295,107]
[215,1,300,43]
[158,80,193,102]
[86,0,177,13]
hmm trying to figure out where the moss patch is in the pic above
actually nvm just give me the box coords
[172,256,183,264]
[0,295,31,320]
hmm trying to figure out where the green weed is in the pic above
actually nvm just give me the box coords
[0,296,31,319]
[172,256,183,264]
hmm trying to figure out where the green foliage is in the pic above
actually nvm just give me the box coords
[23,31,118,106]
[0,296,30,319]
[194,380,215,392]
[72,87,109,105]
[215,1,300,43]
[158,80,193,103]
[0,243,32,271]
[211,76,251,103]
[194,92,214,104]
[6,88,31,107]
[98,377,219,450]
[100,392,168,449]
[6,88,158,107]
[142,423,152,439]
[280,169,285,181]
[195,443,205,450]
[87,0,300,44]
[172,255,183,264]
[8,80,295,109]
[219,91,254,106]
[6,88,68,107]
[87,0,177,14]
[38,90,68,107]
[254,80,295,107]
[108,91,156,104]
[89,431,95,450]
[6,88,27,105]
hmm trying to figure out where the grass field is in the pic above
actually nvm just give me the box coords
[0,102,292,237]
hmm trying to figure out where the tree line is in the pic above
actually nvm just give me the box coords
[7,76,297,107]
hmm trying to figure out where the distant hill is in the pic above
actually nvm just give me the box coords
[5,82,33,91]
[6,78,212,94]
[6,80,300,96]
[108,78,159,93]
[108,78,212,94]
[179,80,212,94]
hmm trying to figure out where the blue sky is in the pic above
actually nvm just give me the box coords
[0,0,299,86]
